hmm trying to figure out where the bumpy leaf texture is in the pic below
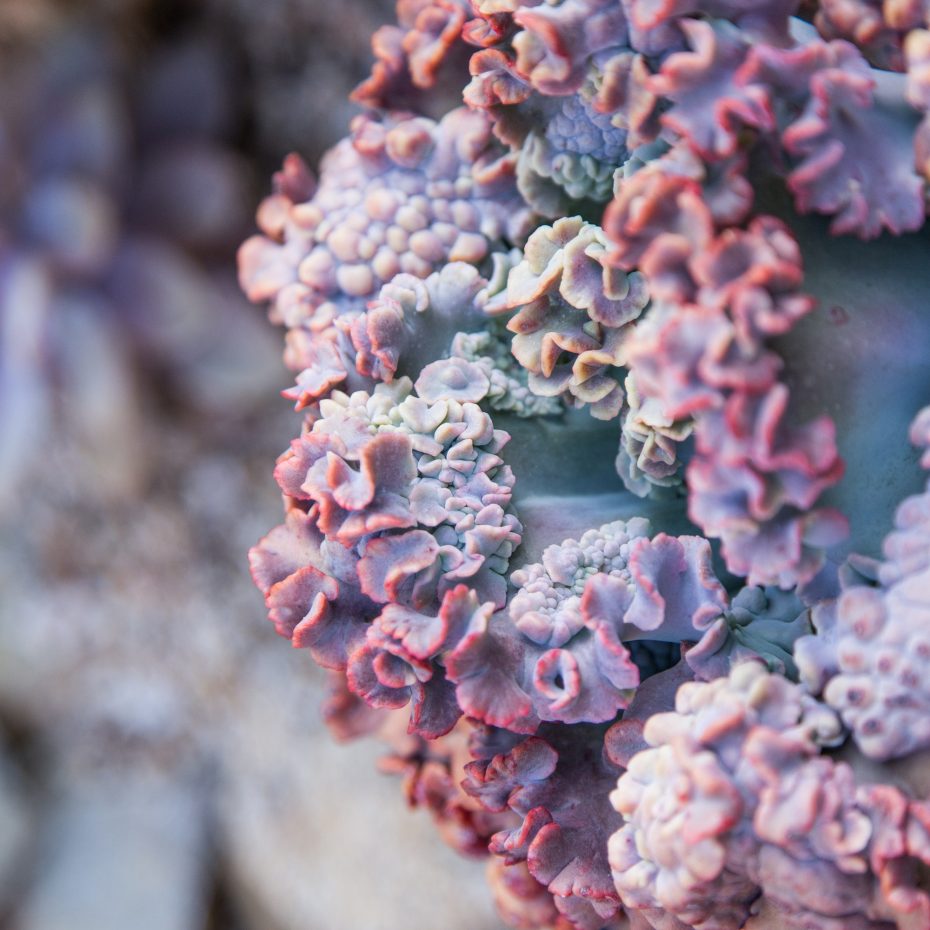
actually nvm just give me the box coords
[240,1,930,927]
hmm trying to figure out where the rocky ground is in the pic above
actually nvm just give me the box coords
[0,2,507,927]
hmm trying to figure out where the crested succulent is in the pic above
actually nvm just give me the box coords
[242,1,930,927]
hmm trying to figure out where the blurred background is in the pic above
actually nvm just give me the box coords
[0,2,504,927]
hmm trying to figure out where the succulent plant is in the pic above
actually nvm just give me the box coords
[242,1,930,927]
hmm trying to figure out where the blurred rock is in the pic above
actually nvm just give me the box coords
[0,743,31,914]
[134,142,253,254]
[52,292,146,503]
[0,253,52,512]
[0,2,512,929]
[209,0,395,165]
[218,648,505,930]
[23,177,118,277]
[31,81,128,184]
[108,241,286,414]
[138,34,236,144]
[15,768,209,930]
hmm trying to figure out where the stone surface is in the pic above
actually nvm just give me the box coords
[15,770,209,930]
[0,744,31,915]
[219,651,503,930]
[0,2,504,929]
